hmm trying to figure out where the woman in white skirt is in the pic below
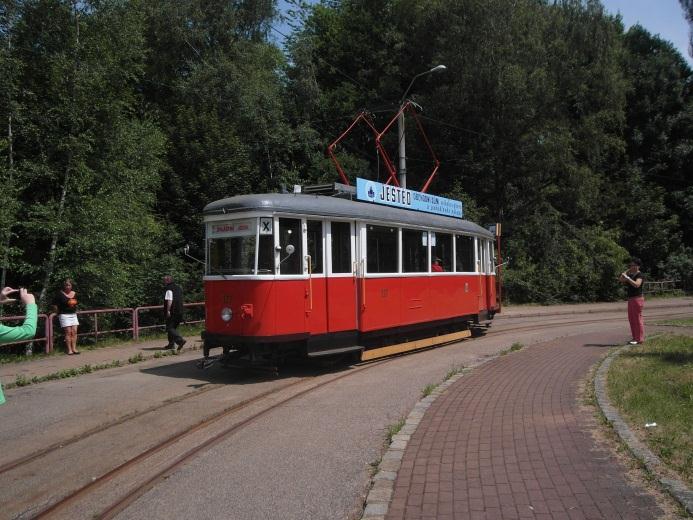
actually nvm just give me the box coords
[53,278,80,354]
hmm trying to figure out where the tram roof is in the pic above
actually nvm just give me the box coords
[204,193,493,237]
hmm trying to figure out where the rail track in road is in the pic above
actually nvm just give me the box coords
[9,306,691,519]
[488,309,693,336]
[0,383,228,476]
[28,359,394,520]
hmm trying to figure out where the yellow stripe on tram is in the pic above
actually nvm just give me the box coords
[360,329,472,361]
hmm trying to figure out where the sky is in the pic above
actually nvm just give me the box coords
[601,0,692,66]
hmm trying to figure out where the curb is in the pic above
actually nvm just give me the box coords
[594,346,693,516]
[361,365,477,519]
[3,341,202,390]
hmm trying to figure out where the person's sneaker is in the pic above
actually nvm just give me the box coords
[628,340,638,345]
[176,340,187,352]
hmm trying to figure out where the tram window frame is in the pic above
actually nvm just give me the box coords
[207,219,258,276]
[402,228,428,273]
[455,234,475,273]
[278,217,303,275]
[476,238,483,273]
[306,220,324,274]
[257,231,275,274]
[490,241,496,274]
[430,231,453,272]
[366,224,398,274]
[330,221,352,274]
[485,240,492,273]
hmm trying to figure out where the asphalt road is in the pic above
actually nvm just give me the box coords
[1,299,691,519]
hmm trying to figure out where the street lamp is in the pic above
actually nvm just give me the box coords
[398,64,446,188]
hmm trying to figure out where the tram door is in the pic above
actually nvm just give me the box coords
[326,221,358,332]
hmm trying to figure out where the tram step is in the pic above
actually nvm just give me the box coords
[361,330,472,362]
[306,345,365,358]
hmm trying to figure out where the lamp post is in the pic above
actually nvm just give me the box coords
[398,64,446,188]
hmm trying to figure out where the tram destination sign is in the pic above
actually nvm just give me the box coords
[356,178,463,218]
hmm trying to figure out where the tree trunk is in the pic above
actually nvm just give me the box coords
[38,2,80,308]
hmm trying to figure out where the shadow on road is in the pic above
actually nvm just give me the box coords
[139,355,356,386]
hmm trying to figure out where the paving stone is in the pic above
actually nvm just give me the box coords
[382,331,666,520]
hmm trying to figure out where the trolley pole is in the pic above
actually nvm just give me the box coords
[397,65,446,189]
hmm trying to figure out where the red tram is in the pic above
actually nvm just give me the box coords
[201,183,500,366]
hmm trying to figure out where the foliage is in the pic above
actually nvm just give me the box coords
[287,0,692,303]
[0,0,692,308]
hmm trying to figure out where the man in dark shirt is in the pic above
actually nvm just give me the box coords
[163,275,186,351]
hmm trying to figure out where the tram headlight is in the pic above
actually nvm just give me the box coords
[220,307,232,322]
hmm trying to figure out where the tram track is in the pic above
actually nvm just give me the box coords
[0,382,227,476]
[488,309,693,337]
[8,306,691,519]
[25,359,389,520]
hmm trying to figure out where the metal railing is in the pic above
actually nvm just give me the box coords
[643,280,680,294]
[0,302,204,354]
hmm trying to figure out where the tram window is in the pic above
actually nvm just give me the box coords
[367,225,397,273]
[431,232,452,272]
[279,218,303,275]
[307,220,323,274]
[490,241,496,273]
[331,221,352,273]
[455,235,475,272]
[257,234,274,274]
[402,228,427,273]
[209,235,256,275]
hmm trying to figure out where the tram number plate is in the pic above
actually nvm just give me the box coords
[260,217,273,235]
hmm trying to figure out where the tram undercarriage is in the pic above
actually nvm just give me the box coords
[199,313,492,372]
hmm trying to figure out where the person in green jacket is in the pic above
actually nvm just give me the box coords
[0,286,37,405]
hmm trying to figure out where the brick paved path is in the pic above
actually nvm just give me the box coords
[386,332,664,520]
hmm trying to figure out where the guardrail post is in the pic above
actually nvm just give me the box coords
[94,312,99,344]
[133,308,139,341]
[46,313,55,353]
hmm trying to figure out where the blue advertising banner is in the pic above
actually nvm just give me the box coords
[356,178,463,218]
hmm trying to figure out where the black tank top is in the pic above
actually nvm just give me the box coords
[626,272,644,298]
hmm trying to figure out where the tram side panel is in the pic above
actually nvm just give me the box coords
[428,275,480,318]
[326,276,358,333]
[205,280,308,339]
[400,276,430,326]
[304,277,328,335]
[359,275,484,333]
[485,274,498,314]
[358,277,402,332]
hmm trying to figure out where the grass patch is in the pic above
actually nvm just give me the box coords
[607,335,693,486]
[128,353,145,364]
[421,383,438,397]
[655,318,693,327]
[386,418,406,444]
[501,341,524,356]
[444,364,466,381]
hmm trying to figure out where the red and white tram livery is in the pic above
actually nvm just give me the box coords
[201,183,500,365]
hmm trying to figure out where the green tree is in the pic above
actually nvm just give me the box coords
[619,25,693,279]
[141,0,297,260]
[7,0,176,308]
[0,0,24,296]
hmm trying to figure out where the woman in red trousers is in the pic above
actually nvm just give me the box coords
[620,258,645,345]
